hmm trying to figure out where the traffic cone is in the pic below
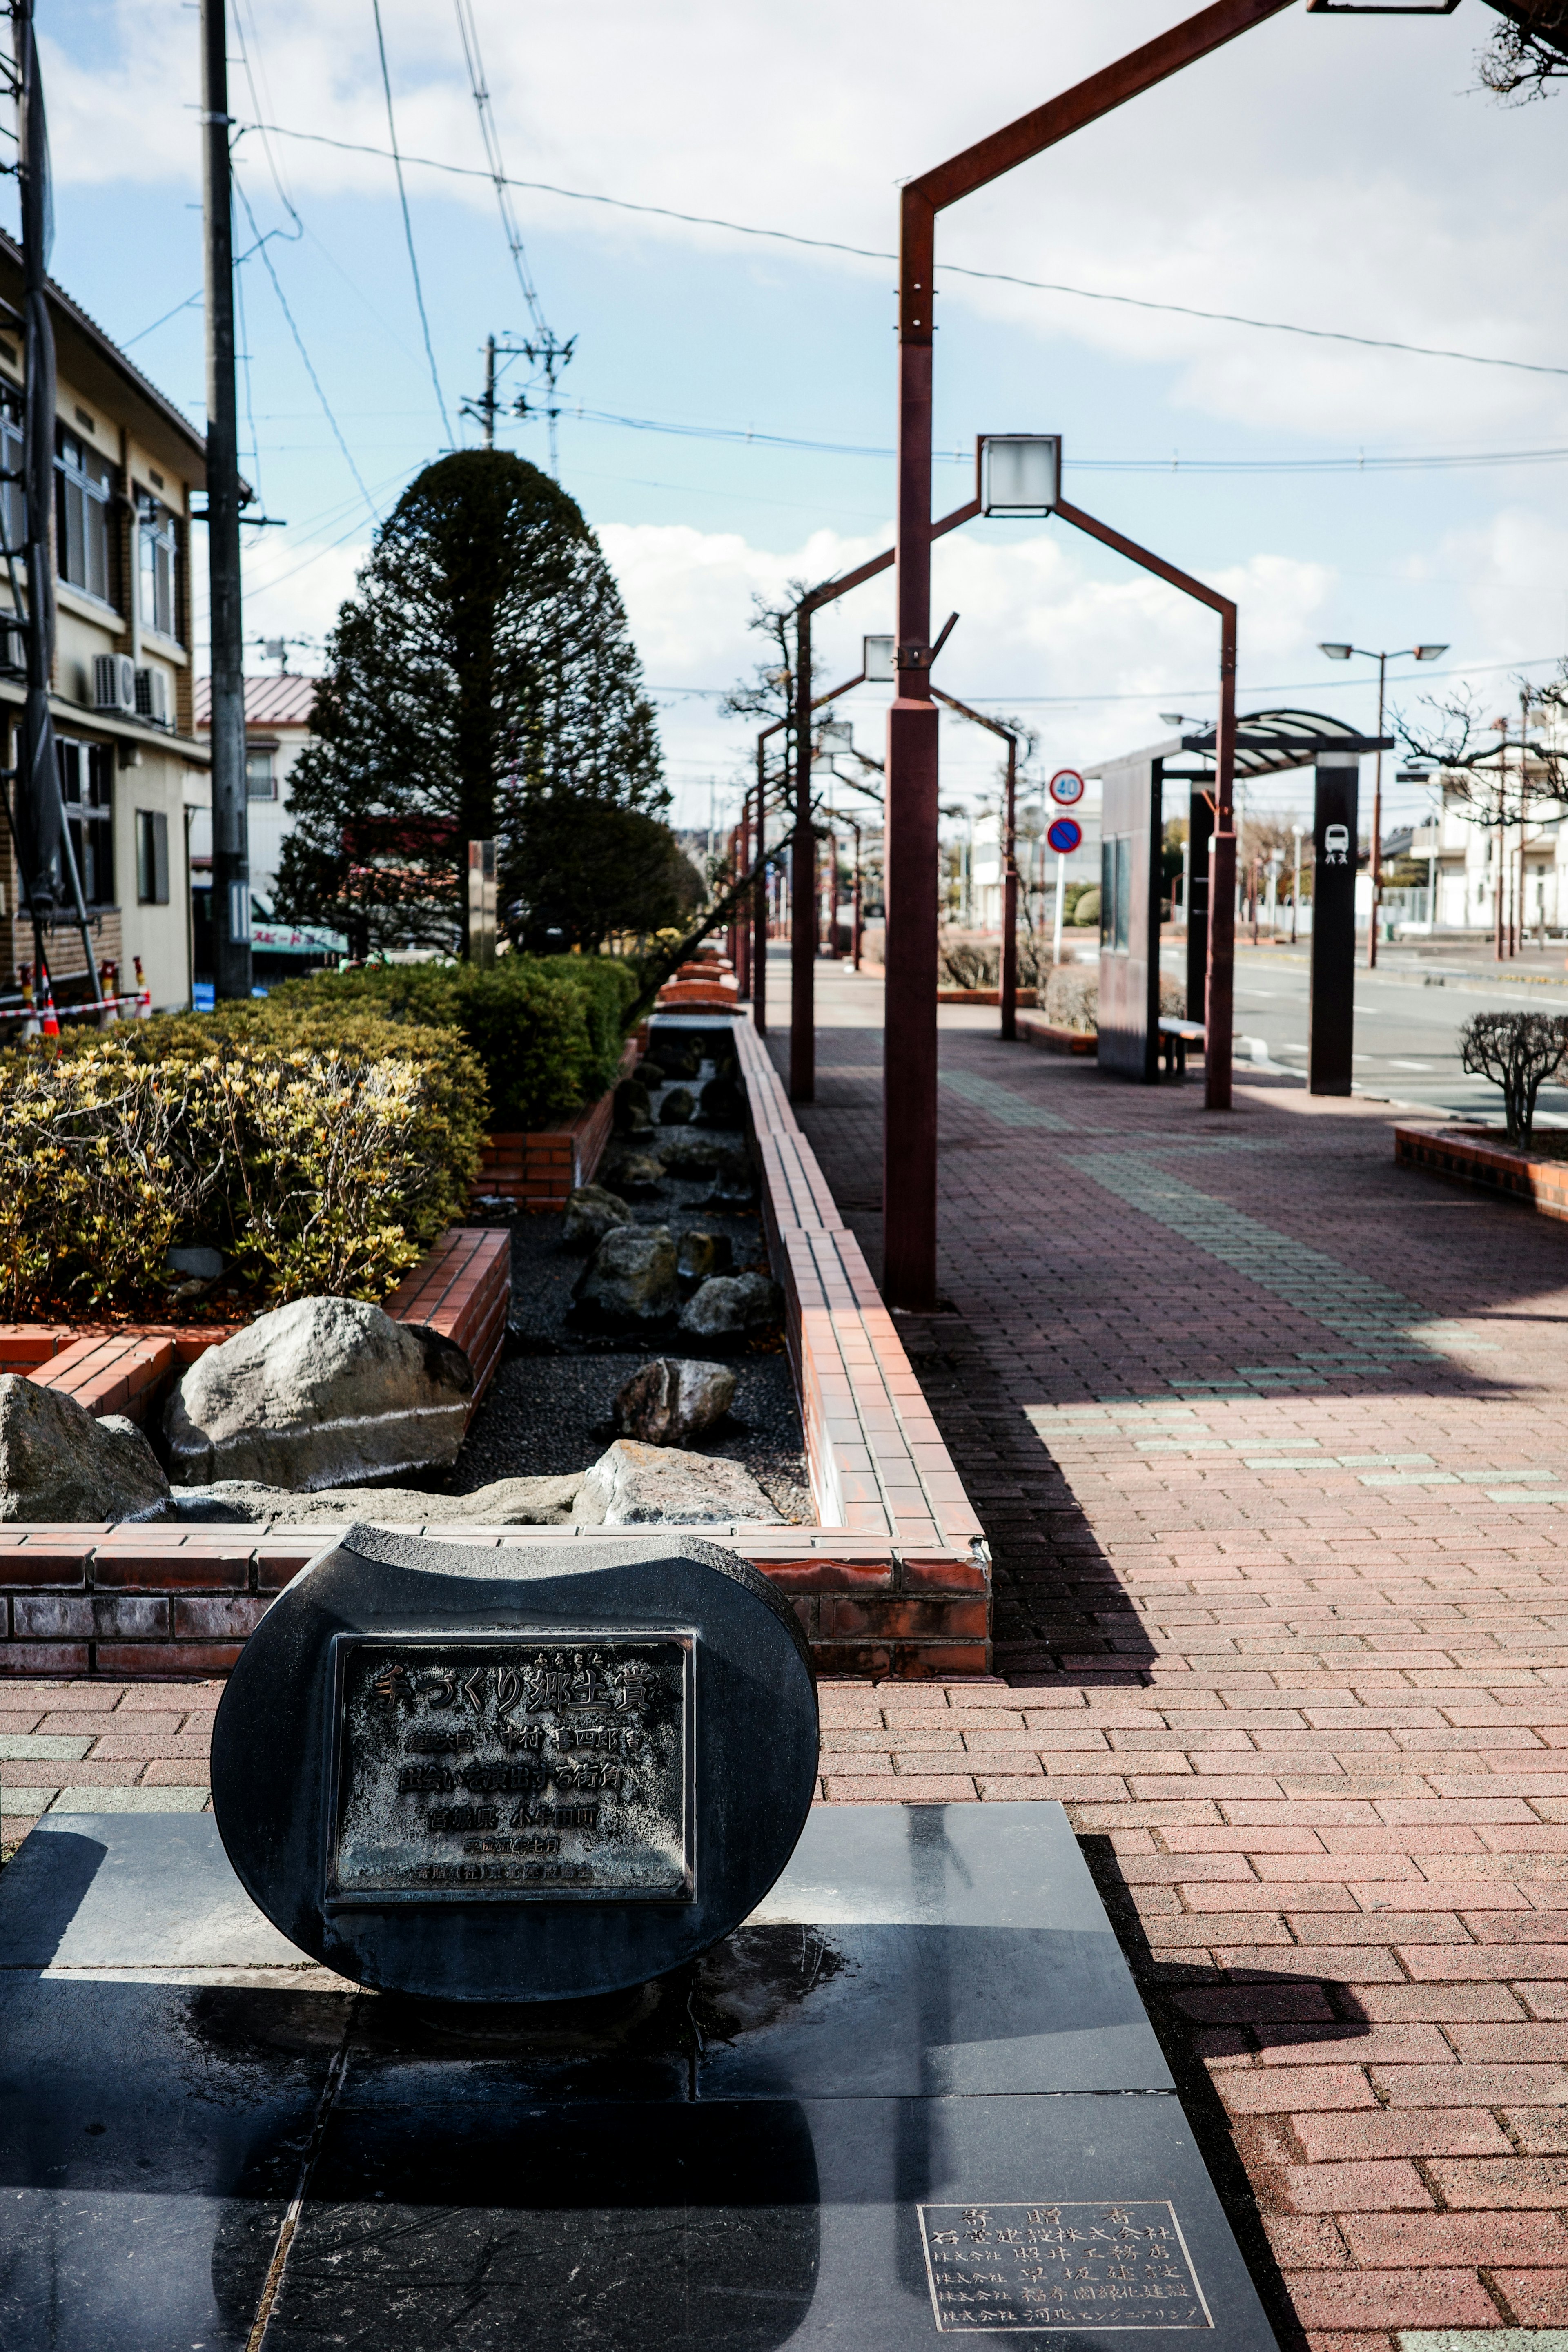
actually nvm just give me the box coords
[132,955,151,1018]
[38,970,59,1041]
[98,959,118,1023]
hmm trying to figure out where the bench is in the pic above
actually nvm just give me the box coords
[1158,1016,1206,1076]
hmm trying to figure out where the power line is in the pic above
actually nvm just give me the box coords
[232,171,375,513]
[650,652,1567,706]
[369,0,452,444]
[237,118,1568,385]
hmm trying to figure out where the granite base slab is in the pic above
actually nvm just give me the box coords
[0,1806,1277,2352]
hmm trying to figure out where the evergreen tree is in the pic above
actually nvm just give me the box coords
[275,450,674,954]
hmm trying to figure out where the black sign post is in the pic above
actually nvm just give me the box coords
[1186,785,1214,1030]
[1308,753,1360,1096]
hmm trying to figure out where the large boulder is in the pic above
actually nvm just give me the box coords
[613,1357,736,1447]
[562,1183,631,1250]
[597,1145,665,1195]
[180,1473,584,1526]
[678,1273,781,1340]
[613,1077,652,1133]
[573,1224,679,1324]
[651,1130,750,1184]
[698,1076,744,1127]
[164,1297,474,1490]
[658,1086,695,1126]
[0,1376,173,1523]
[573,1438,782,1527]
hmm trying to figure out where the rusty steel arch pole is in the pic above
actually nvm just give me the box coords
[883,0,1294,1309]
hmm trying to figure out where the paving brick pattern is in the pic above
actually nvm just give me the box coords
[12,964,1568,2352]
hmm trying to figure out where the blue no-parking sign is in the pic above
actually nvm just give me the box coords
[1047,816,1083,856]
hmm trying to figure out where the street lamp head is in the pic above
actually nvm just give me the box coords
[1158,712,1185,727]
[862,633,896,684]
[1413,644,1449,662]
[818,720,853,753]
[1318,643,1353,660]
[979,434,1061,518]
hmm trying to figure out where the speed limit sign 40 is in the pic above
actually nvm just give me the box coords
[1049,768,1086,807]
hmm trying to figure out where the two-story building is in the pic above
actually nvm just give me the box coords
[0,232,209,1011]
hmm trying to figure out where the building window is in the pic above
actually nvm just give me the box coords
[136,810,170,905]
[0,383,23,557]
[137,490,180,640]
[54,426,114,604]
[57,737,114,906]
[246,746,277,800]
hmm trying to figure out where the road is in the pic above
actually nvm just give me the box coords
[1214,941,1568,1124]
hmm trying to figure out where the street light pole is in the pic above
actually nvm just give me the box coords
[883,0,1296,1311]
[932,688,1021,1040]
[1319,640,1448,968]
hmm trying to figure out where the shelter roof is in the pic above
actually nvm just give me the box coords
[1173,708,1394,779]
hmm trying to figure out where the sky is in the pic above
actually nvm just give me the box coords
[29,0,1568,846]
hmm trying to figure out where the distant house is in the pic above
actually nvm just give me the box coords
[193,673,343,982]
[0,230,210,1010]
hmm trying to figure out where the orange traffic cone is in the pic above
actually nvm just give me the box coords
[38,970,59,1041]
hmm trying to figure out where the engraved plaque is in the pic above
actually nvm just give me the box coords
[919,2203,1213,2332]
[325,1634,694,1906]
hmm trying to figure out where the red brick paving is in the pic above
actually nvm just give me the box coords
[11,964,1568,2349]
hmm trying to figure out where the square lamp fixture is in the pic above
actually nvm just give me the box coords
[817,720,853,752]
[980,435,1061,518]
[863,633,896,684]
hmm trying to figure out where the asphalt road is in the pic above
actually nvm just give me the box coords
[1217,942,1568,1125]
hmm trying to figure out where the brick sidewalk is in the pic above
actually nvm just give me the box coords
[10,962,1568,2351]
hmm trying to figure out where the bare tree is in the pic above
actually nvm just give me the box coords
[1478,2,1568,100]
[1397,683,1565,833]
[1460,1010,1568,1143]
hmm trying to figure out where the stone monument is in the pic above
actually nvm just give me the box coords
[209,1523,819,2002]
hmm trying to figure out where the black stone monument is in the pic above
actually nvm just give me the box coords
[209,1524,820,2002]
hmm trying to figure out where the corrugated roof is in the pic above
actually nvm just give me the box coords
[194,675,321,729]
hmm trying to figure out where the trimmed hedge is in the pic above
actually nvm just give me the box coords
[0,1006,486,1319]
[267,954,639,1131]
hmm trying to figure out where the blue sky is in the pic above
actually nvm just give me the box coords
[31,0,1568,834]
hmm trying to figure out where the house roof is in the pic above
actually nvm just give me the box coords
[194,675,321,730]
[0,231,207,487]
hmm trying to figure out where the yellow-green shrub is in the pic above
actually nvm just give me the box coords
[0,1011,486,1320]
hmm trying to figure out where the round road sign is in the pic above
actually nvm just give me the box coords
[1047,816,1083,856]
[1049,768,1086,806]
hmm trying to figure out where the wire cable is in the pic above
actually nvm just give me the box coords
[451,0,547,339]
[232,170,376,513]
[236,118,1568,385]
[369,0,452,443]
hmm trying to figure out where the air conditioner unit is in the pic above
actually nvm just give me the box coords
[93,653,137,715]
[0,615,23,678]
[134,664,172,728]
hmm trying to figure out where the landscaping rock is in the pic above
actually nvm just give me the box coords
[572,1438,781,1527]
[597,1145,665,1194]
[562,1183,632,1250]
[658,1086,695,1126]
[573,1224,679,1324]
[678,1272,781,1340]
[633,1057,666,1087]
[613,1077,653,1133]
[650,1037,700,1080]
[164,1296,474,1489]
[0,1375,174,1523]
[651,1130,751,1184]
[612,1357,736,1446]
[677,1228,733,1283]
[698,1076,744,1126]
[181,1473,584,1526]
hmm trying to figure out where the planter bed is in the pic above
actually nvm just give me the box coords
[1016,1010,1097,1057]
[935,986,1038,1007]
[0,1016,990,1683]
[1395,1122,1568,1220]
[474,1036,641,1211]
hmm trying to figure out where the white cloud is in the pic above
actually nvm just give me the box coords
[43,1,1568,446]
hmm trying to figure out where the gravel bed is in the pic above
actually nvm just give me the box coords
[449,1043,811,1521]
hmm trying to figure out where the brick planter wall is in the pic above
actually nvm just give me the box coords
[1395,1123,1568,1221]
[1016,1011,1097,1057]
[475,1039,639,1211]
[0,1022,989,1683]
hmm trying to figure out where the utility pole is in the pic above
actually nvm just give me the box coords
[201,0,251,1000]
[474,334,497,447]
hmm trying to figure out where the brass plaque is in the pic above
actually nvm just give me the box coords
[919,2203,1213,2332]
[325,1635,694,1905]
